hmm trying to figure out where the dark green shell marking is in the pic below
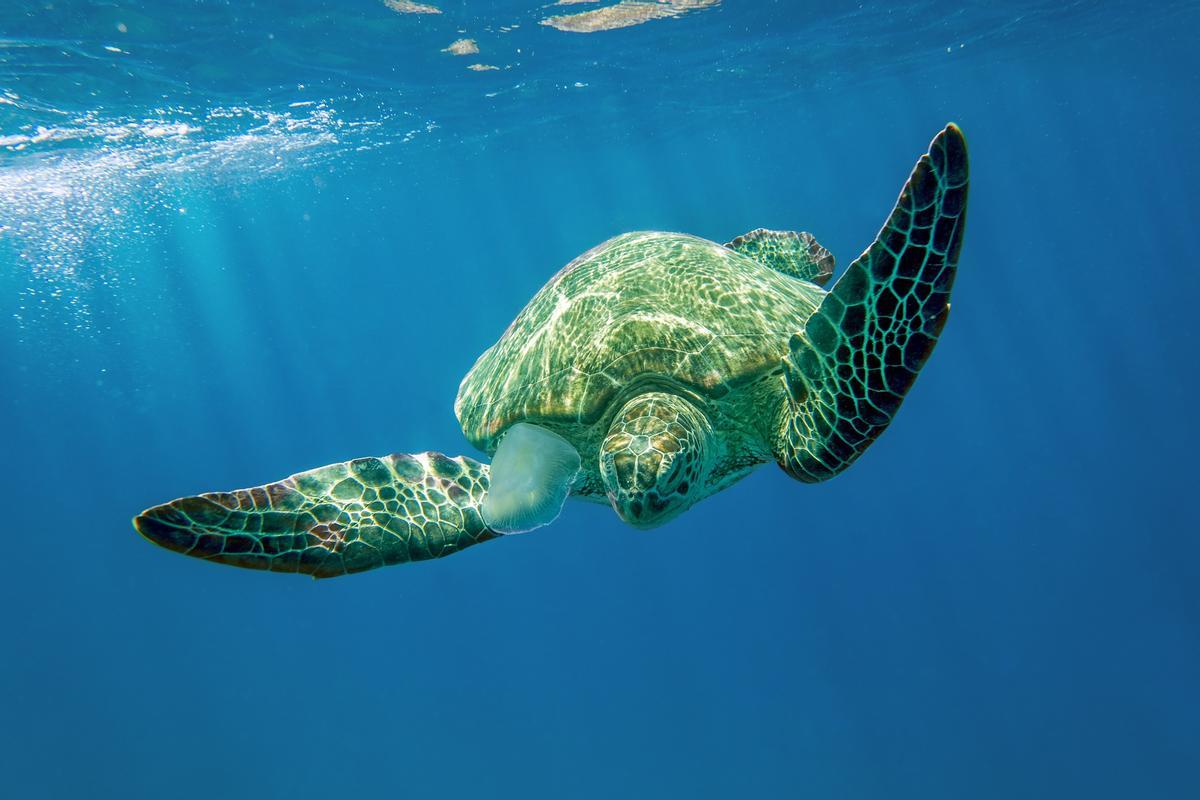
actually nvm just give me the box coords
[725,229,835,286]
[776,124,969,482]
[134,453,496,578]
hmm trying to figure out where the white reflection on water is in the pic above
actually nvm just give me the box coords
[0,97,434,330]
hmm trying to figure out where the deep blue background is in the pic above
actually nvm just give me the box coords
[2,2,1198,797]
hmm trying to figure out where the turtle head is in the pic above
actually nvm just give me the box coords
[599,392,713,529]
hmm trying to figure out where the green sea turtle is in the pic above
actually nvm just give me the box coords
[135,124,969,578]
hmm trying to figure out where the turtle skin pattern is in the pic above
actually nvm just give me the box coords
[778,124,969,482]
[134,453,496,579]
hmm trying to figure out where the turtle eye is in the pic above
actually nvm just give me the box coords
[662,453,686,486]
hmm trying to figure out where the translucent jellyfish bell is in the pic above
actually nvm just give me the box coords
[481,423,581,534]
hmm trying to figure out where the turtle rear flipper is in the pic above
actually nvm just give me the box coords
[134,453,497,578]
[776,124,969,482]
[725,229,835,285]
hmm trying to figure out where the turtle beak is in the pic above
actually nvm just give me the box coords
[606,487,676,530]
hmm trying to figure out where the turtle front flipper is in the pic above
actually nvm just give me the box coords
[775,124,969,482]
[134,453,497,578]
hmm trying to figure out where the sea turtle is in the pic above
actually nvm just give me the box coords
[135,124,969,579]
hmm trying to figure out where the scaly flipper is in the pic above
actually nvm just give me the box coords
[776,124,969,481]
[134,453,497,578]
[725,229,835,285]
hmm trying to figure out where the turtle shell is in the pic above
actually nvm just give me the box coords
[455,232,825,451]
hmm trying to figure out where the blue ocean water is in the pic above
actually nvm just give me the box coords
[2,1,1198,797]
